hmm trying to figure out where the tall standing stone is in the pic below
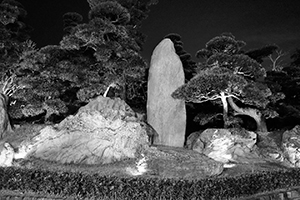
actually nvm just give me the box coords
[147,38,186,147]
[0,93,13,139]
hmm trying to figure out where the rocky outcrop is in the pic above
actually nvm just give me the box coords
[186,128,260,165]
[282,125,300,167]
[1,96,152,165]
[255,131,285,163]
[0,142,14,166]
[147,38,186,147]
[125,145,223,179]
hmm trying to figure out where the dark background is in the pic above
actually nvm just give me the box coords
[19,0,300,63]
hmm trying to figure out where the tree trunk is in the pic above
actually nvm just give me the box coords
[0,93,13,139]
[227,97,268,132]
[220,92,229,128]
[256,117,267,132]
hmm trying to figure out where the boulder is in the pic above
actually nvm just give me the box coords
[147,38,186,147]
[125,145,223,179]
[282,125,300,167]
[4,96,151,165]
[0,142,14,166]
[256,131,285,163]
[186,131,203,150]
[187,128,260,164]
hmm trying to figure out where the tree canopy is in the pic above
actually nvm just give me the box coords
[264,49,300,129]
[0,0,33,73]
[2,0,157,123]
[173,33,283,132]
[164,33,197,82]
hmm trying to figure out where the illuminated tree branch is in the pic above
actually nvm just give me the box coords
[175,33,278,131]
[268,49,287,71]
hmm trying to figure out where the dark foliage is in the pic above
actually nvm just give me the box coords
[265,52,300,129]
[245,44,278,63]
[0,0,33,71]
[173,33,283,131]
[62,12,83,35]
[290,49,300,67]
[0,0,157,123]
[164,33,197,82]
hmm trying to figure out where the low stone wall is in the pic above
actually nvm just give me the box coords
[0,190,66,200]
[2,188,300,200]
[241,186,300,200]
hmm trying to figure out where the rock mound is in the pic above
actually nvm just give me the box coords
[282,125,300,167]
[187,128,259,164]
[18,96,150,165]
[144,146,223,179]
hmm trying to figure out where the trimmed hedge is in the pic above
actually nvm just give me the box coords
[1,166,300,199]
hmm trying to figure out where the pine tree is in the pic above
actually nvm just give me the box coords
[0,0,34,132]
[0,0,33,72]
[264,49,300,129]
[164,33,197,82]
[60,0,153,105]
[172,33,283,132]
[7,0,157,123]
[62,12,83,35]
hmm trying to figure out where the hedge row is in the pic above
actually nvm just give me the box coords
[1,167,300,199]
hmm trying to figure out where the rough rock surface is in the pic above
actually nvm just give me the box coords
[187,128,259,164]
[0,142,14,166]
[142,145,223,179]
[13,96,150,165]
[282,125,300,167]
[255,131,285,163]
[147,38,186,147]
[0,93,13,139]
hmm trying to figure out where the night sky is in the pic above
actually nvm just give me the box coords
[19,0,300,63]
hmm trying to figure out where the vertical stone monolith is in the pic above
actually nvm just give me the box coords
[147,38,186,147]
[0,93,13,139]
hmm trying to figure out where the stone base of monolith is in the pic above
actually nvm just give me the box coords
[147,38,186,147]
[0,93,13,139]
